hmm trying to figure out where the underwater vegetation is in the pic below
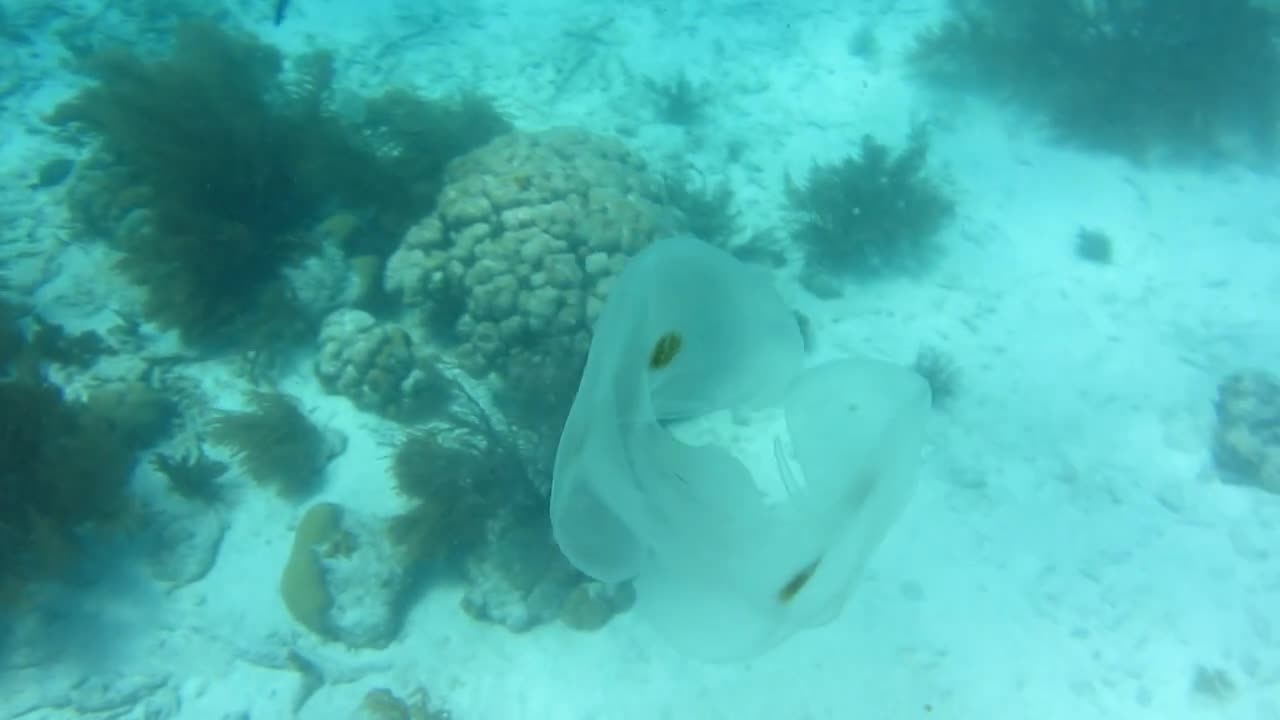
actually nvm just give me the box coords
[492,348,587,482]
[49,21,509,349]
[83,380,178,450]
[663,170,738,247]
[152,449,229,505]
[913,345,960,408]
[646,72,711,126]
[30,157,75,190]
[0,300,26,374]
[0,299,114,379]
[273,0,290,26]
[48,22,328,348]
[787,131,953,276]
[389,386,539,569]
[208,391,335,499]
[0,376,176,602]
[847,22,882,63]
[380,368,612,633]
[0,380,129,598]
[332,87,512,256]
[913,0,1280,160]
[1191,664,1239,703]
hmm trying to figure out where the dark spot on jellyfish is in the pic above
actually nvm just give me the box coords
[778,558,821,603]
[649,331,683,370]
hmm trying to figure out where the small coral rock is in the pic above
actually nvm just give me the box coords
[560,580,636,632]
[458,517,581,632]
[280,503,411,648]
[356,689,412,720]
[144,497,227,588]
[1213,370,1280,493]
[315,309,449,420]
[355,688,449,720]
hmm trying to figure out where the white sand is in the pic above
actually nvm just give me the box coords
[2,1,1278,719]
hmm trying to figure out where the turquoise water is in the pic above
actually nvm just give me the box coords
[1,1,1278,718]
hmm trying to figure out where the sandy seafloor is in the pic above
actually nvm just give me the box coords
[2,0,1279,718]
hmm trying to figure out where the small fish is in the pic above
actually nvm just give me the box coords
[649,331,683,370]
[273,0,290,25]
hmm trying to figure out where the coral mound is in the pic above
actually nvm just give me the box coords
[385,128,672,378]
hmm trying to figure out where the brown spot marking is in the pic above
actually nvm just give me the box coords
[778,558,821,604]
[649,331,683,370]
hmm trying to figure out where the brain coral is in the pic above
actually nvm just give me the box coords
[315,308,451,421]
[384,128,671,377]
